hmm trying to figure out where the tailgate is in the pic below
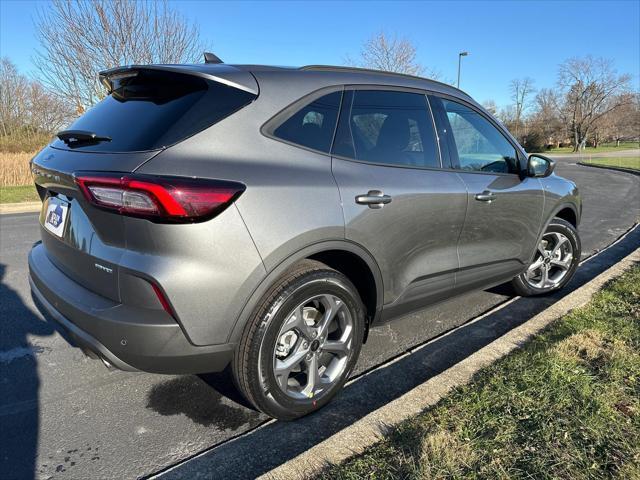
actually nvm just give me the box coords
[32,147,160,302]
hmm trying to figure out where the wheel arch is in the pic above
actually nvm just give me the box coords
[227,240,384,345]
[528,202,580,265]
[554,205,578,228]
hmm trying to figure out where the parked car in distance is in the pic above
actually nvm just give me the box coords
[29,60,581,420]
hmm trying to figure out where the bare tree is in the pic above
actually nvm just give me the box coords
[27,81,74,133]
[497,104,516,129]
[509,77,535,140]
[482,100,498,116]
[558,56,631,151]
[594,92,640,147]
[346,31,439,79]
[0,57,73,151]
[0,58,29,136]
[34,0,208,110]
[531,88,565,148]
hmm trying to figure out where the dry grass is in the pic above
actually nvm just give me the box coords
[0,151,36,187]
[0,132,51,154]
[553,329,628,364]
[420,429,478,479]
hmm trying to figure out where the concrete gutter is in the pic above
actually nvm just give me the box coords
[577,162,640,177]
[0,201,42,215]
[261,247,640,480]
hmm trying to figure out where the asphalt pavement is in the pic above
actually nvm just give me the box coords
[1,161,638,480]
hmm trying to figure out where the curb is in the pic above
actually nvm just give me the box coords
[544,148,640,159]
[577,161,640,176]
[261,247,640,480]
[0,201,41,214]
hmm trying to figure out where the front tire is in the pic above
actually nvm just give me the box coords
[511,217,581,296]
[232,260,365,420]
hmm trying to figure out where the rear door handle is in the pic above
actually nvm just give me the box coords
[475,190,497,203]
[355,190,392,209]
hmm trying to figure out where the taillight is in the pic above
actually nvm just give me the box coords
[74,172,245,223]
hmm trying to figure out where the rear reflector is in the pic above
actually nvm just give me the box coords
[150,281,176,319]
[74,172,245,223]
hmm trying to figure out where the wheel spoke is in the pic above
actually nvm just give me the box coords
[552,236,569,256]
[318,295,343,337]
[322,339,349,355]
[301,354,321,398]
[551,256,572,270]
[540,266,549,287]
[528,256,544,276]
[537,242,547,256]
[282,305,315,340]
[274,346,307,379]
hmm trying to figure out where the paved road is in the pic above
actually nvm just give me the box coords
[1,163,638,480]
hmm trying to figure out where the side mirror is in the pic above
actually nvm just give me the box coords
[527,154,555,177]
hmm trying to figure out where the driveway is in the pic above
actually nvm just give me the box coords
[1,163,638,479]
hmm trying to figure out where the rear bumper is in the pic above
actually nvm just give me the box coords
[28,243,235,374]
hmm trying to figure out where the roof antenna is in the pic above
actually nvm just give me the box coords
[203,52,223,64]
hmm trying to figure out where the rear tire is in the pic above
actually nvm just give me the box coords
[232,260,365,420]
[511,218,580,296]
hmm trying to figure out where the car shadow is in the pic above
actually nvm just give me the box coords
[146,371,262,430]
[0,263,55,480]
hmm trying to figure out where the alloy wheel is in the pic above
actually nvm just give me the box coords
[525,231,574,290]
[272,294,353,400]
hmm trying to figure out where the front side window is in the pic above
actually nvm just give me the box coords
[333,90,439,168]
[272,91,342,153]
[438,98,519,174]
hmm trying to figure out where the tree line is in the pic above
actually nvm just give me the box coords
[488,57,638,152]
[1,2,637,153]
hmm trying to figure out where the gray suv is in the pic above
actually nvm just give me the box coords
[29,62,581,420]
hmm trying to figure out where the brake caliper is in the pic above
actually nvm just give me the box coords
[275,330,299,359]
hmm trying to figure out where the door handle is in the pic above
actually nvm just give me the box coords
[475,190,497,203]
[355,190,392,209]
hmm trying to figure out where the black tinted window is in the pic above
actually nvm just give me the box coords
[333,90,439,168]
[52,70,256,152]
[440,98,519,174]
[273,91,342,153]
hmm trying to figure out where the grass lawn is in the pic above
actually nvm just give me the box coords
[319,266,640,479]
[548,142,639,154]
[582,157,640,172]
[0,185,40,204]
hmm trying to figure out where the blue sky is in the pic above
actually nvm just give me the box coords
[1,0,638,107]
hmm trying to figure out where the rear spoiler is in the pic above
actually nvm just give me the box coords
[99,64,259,95]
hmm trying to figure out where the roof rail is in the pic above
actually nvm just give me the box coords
[204,52,223,64]
[300,65,469,96]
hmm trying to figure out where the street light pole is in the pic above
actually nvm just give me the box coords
[457,51,469,89]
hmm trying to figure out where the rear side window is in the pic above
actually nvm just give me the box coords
[332,90,439,168]
[271,91,342,153]
[52,70,256,152]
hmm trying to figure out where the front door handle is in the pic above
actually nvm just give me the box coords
[475,190,497,203]
[355,190,392,209]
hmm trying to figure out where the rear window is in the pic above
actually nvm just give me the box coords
[271,91,342,153]
[333,90,440,168]
[52,70,256,152]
